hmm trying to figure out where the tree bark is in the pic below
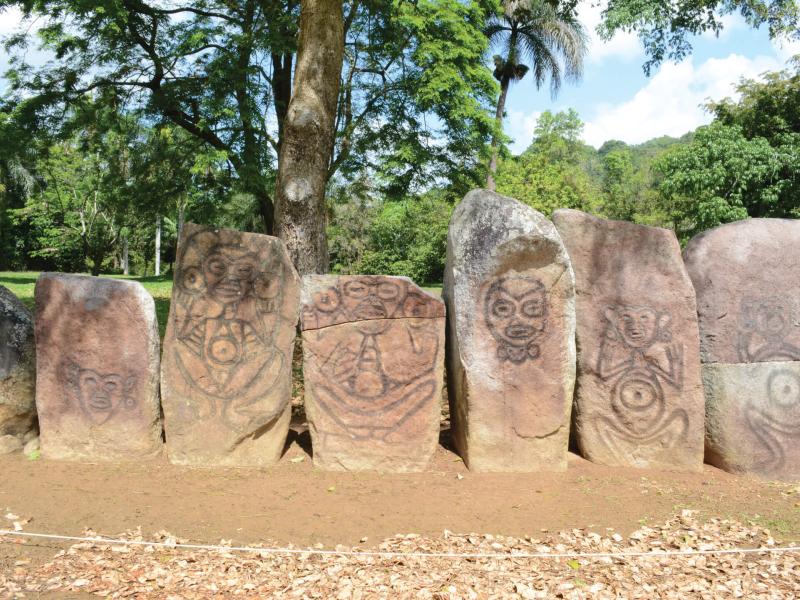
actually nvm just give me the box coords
[122,237,130,275]
[155,216,161,276]
[272,52,293,147]
[486,76,510,192]
[273,0,344,274]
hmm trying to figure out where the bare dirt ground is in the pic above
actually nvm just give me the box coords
[2,419,800,597]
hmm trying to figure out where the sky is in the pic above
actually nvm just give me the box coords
[505,4,800,152]
[0,2,798,153]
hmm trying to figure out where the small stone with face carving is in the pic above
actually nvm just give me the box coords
[484,276,548,364]
[64,362,137,426]
[605,305,668,349]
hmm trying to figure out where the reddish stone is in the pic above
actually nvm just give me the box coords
[301,275,445,471]
[704,361,800,480]
[683,218,800,364]
[685,219,800,479]
[161,224,300,466]
[553,209,704,470]
[34,274,162,461]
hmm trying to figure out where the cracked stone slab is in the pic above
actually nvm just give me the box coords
[34,273,162,461]
[553,209,704,471]
[301,275,445,472]
[703,361,800,480]
[160,223,300,466]
[0,285,36,449]
[443,190,576,472]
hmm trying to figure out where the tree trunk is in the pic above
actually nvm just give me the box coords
[122,237,129,275]
[273,0,344,274]
[155,216,161,277]
[272,52,293,148]
[486,76,510,192]
[177,203,185,241]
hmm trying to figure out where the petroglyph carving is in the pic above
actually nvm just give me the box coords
[746,368,800,474]
[171,229,288,431]
[64,360,137,425]
[738,296,800,363]
[483,275,547,364]
[594,305,688,459]
[303,277,441,442]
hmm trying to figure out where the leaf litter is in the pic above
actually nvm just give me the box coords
[2,511,799,598]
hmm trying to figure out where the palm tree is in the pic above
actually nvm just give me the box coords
[485,0,587,190]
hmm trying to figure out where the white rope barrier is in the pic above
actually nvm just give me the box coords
[1,529,799,560]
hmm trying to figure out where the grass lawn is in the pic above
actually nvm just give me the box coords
[0,271,174,339]
[1,271,442,340]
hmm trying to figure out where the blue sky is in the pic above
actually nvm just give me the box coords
[1,2,798,153]
[503,5,800,152]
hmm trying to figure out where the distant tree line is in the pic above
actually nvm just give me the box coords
[0,0,797,277]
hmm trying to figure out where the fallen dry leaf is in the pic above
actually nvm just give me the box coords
[1,513,798,599]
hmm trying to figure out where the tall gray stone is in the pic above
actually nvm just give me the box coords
[35,273,162,461]
[553,209,704,471]
[684,218,800,479]
[0,286,36,452]
[161,224,300,466]
[444,190,576,472]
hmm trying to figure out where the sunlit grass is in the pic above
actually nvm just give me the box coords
[0,271,174,339]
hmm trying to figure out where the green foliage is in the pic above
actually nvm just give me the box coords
[599,0,800,74]
[656,64,800,241]
[2,0,499,216]
[484,0,588,96]
[329,191,453,285]
[495,109,600,215]
[337,0,499,196]
[656,122,798,240]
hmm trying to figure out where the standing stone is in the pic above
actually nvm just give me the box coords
[684,218,800,479]
[301,275,445,472]
[0,286,36,450]
[161,224,300,466]
[444,190,576,472]
[553,209,704,470]
[35,274,162,461]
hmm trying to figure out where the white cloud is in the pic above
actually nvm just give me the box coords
[577,1,642,64]
[506,109,542,154]
[772,35,800,64]
[582,53,781,147]
[0,7,55,91]
[0,7,25,37]
[701,13,746,40]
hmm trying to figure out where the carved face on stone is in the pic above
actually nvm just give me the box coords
[484,276,547,359]
[742,298,791,341]
[341,278,403,320]
[338,278,404,335]
[201,246,260,304]
[607,306,667,349]
[68,364,136,425]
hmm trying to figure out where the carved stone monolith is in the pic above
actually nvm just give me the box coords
[301,275,445,471]
[0,285,36,452]
[161,224,300,466]
[34,274,162,461]
[553,209,704,471]
[684,218,800,479]
[444,190,576,472]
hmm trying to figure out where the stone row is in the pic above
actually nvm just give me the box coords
[0,196,797,478]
